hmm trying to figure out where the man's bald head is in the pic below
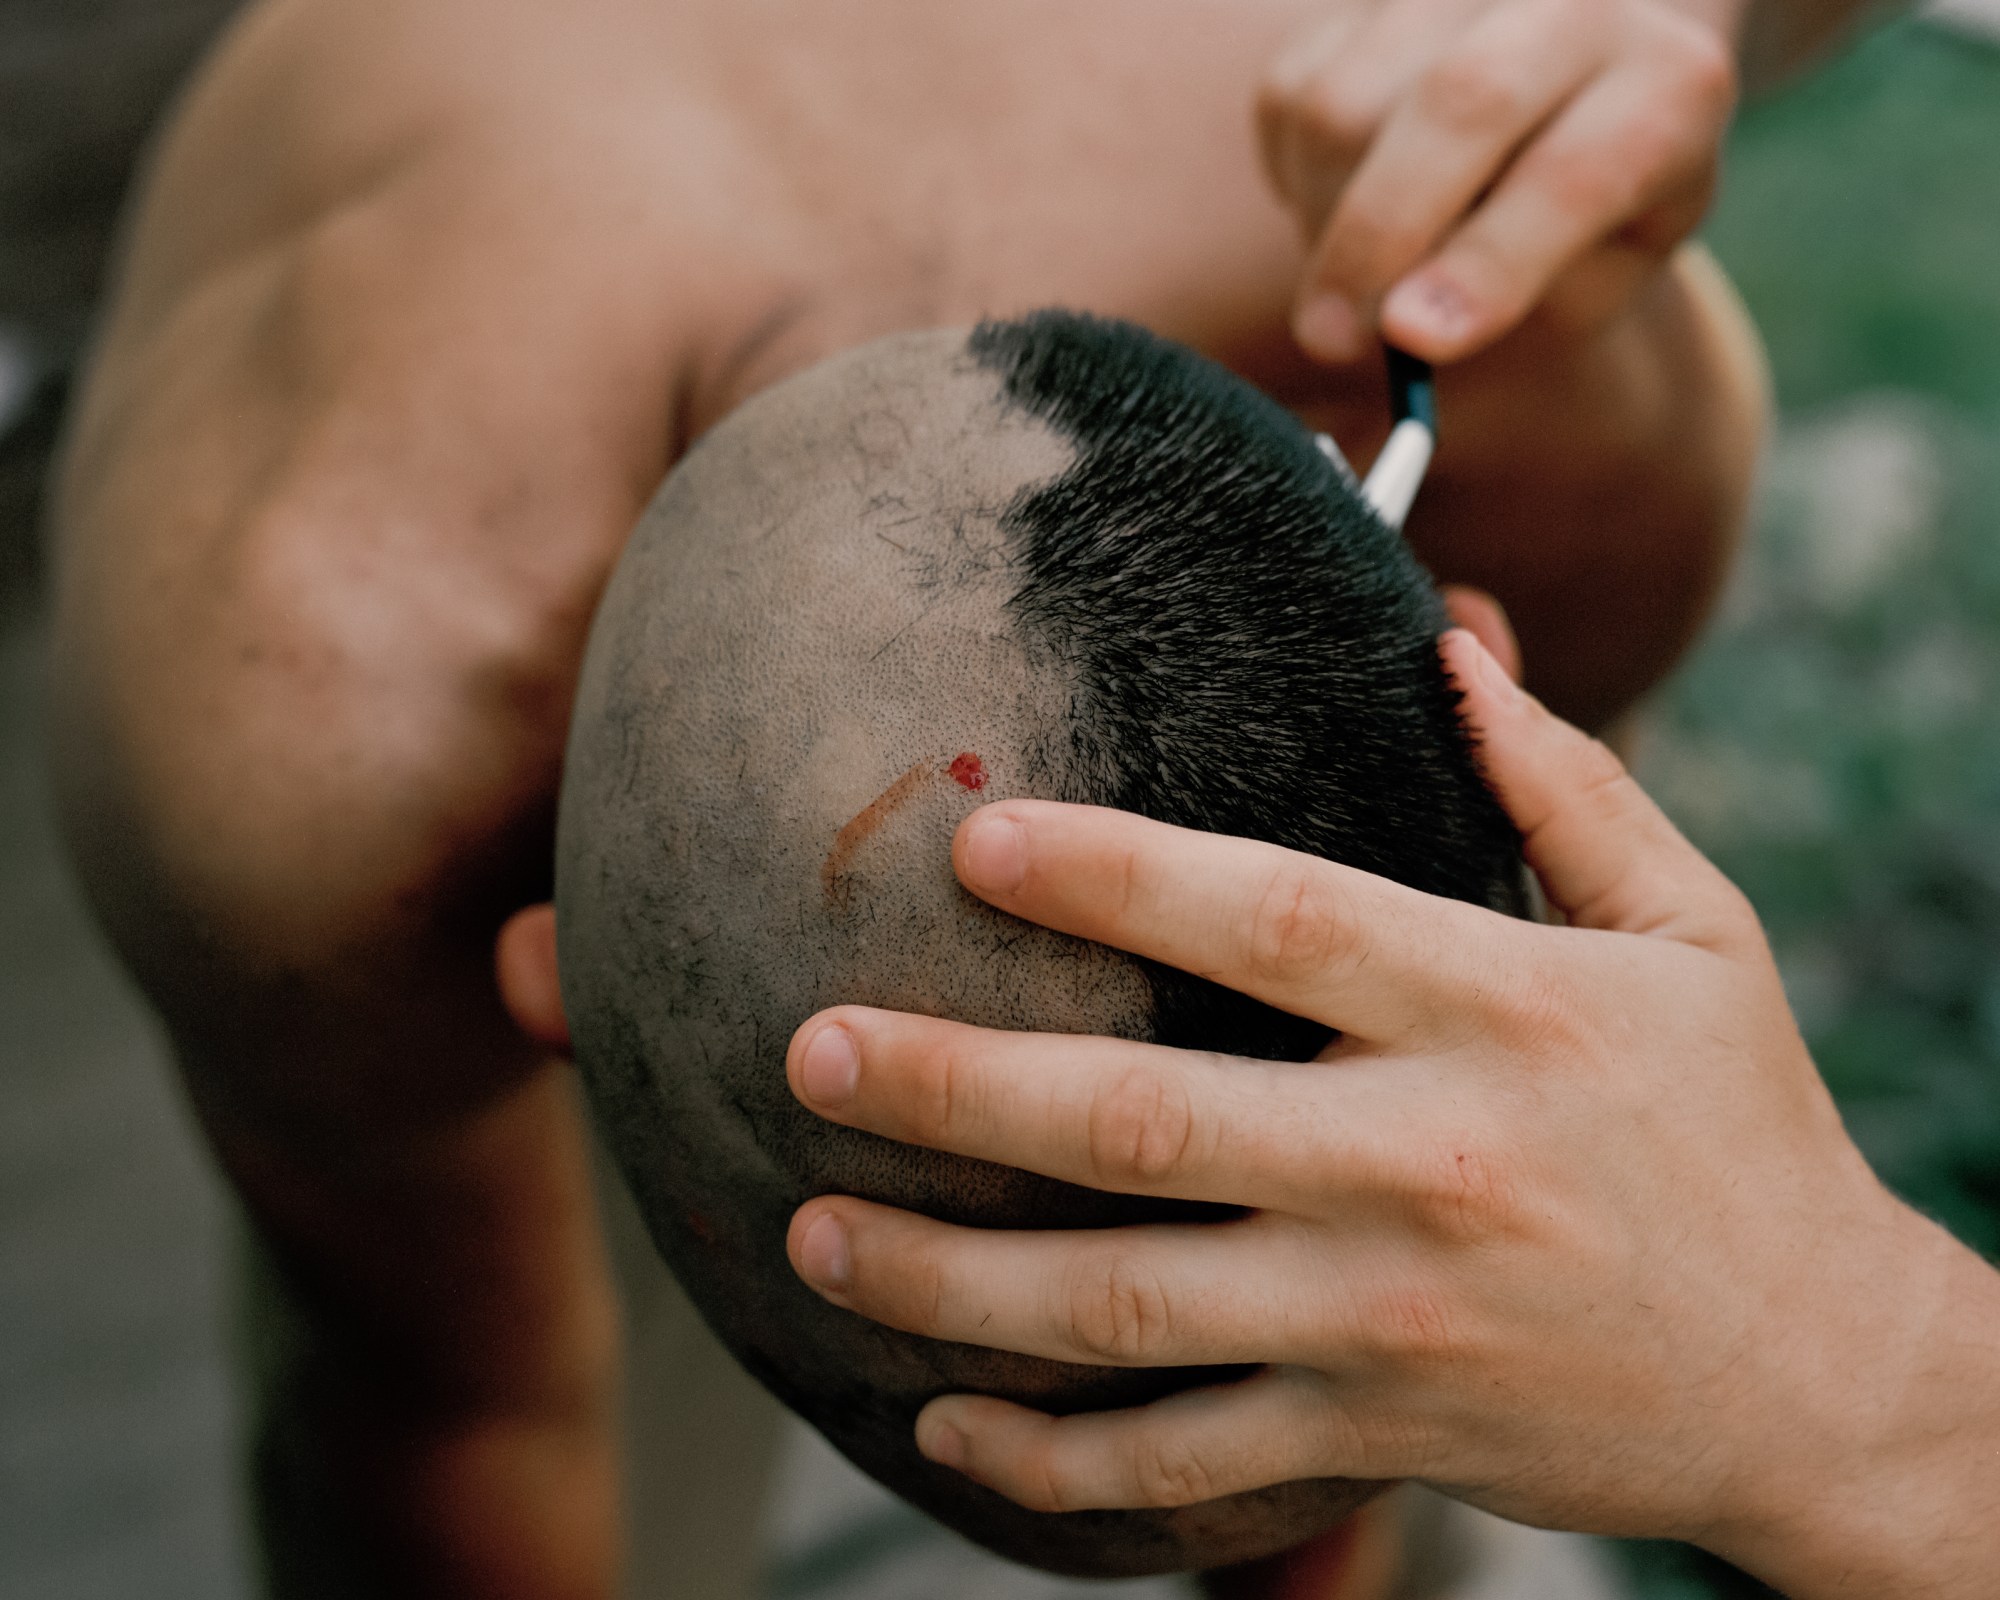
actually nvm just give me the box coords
[555,313,1524,1576]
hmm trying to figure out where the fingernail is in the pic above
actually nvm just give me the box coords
[797,1212,851,1292]
[1385,273,1473,349]
[959,813,1028,896]
[799,1024,859,1106]
[1294,293,1365,362]
[919,1418,968,1471]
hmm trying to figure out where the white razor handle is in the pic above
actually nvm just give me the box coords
[1359,417,1435,532]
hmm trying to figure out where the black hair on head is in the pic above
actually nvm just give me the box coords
[970,310,1527,1061]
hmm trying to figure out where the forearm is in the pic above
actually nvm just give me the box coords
[1714,1203,2000,1599]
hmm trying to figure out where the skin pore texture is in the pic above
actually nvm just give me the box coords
[554,315,1527,1576]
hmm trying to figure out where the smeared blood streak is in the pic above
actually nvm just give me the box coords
[686,1211,716,1244]
[820,759,934,899]
[820,753,991,903]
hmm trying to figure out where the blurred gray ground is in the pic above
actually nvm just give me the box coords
[0,620,253,1600]
[2,5,250,1598]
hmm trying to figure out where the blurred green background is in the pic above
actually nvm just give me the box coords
[1621,13,2000,1595]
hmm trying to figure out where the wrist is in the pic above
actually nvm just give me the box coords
[1707,1199,2000,1598]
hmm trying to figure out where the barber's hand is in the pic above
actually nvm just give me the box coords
[786,630,2000,1596]
[1258,0,1741,363]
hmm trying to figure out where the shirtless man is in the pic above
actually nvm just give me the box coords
[47,1,1873,1594]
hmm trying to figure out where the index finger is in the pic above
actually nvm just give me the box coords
[1304,7,1603,313]
[787,1007,1407,1213]
[1381,60,1723,360]
[953,801,1513,1045]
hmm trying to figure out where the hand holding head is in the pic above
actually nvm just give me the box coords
[781,629,1998,1600]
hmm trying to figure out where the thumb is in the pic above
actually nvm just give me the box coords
[1441,629,1752,950]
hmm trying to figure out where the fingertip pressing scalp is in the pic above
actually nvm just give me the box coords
[956,807,1029,897]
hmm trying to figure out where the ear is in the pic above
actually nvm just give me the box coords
[496,903,572,1053]
[1439,584,1522,683]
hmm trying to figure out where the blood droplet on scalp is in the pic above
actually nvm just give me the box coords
[947,752,987,791]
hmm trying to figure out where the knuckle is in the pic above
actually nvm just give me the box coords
[1418,53,1527,134]
[1105,842,1146,926]
[842,1208,949,1327]
[1494,961,1588,1050]
[1247,866,1356,990]
[1318,209,1403,291]
[1128,1436,1218,1508]
[1296,68,1380,154]
[1338,1394,1440,1477]
[1064,1252,1174,1365]
[925,1253,951,1332]
[1612,102,1701,191]
[908,1033,976,1144]
[1086,1064,1199,1187]
[1015,1442,1081,1514]
[1363,1282,1464,1366]
[1411,1137,1523,1245]
[1539,149,1629,225]
[1664,23,1738,111]
[1312,1393,1384,1475]
[890,1238,951,1333]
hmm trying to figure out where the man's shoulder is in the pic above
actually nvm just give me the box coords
[671,0,1324,424]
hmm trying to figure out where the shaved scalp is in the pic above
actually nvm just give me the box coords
[555,313,1525,1576]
